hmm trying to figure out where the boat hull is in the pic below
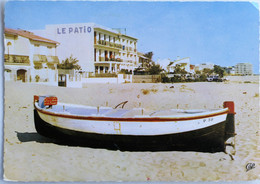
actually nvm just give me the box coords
[34,109,227,152]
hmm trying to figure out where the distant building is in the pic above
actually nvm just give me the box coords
[33,23,138,74]
[137,52,150,69]
[235,63,253,75]
[195,62,214,72]
[223,66,235,75]
[4,28,59,82]
[190,64,195,74]
[167,57,191,73]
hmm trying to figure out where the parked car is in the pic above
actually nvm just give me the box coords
[207,76,223,82]
[186,75,195,81]
[207,76,214,82]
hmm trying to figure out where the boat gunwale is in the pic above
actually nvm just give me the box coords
[34,103,229,122]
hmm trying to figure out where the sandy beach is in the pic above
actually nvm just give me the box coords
[3,76,260,181]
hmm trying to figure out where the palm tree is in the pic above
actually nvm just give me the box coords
[143,52,154,69]
[57,55,81,70]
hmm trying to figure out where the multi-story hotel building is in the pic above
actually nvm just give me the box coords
[34,23,138,74]
[235,63,253,75]
[4,28,59,82]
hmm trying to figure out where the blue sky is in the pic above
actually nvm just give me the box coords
[5,1,259,73]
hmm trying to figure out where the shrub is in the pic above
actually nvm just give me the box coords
[162,76,170,83]
[199,74,207,81]
[170,75,182,83]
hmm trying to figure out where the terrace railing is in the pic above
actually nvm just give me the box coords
[4,54,30,64]
[46,56,59,64]
[96,40,122,49]
[33,54,48,63]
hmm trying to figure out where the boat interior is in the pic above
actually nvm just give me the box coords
[38,102,217,118]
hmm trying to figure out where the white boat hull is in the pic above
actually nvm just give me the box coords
[33,96,236,152]
[38,110,227,136]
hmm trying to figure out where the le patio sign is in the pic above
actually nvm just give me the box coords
[57,26,92,34]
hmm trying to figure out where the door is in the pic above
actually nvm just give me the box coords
[17,69,27,82]
[58,74,67,87]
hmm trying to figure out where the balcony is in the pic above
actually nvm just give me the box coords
[4,54,30,65]
[125,47,137,53]
[33,54,47,64]
[97,57,123,62]
[99,56,105,61]
[96,40,122,49]
[115,58,123,62]
[47,56,59,64]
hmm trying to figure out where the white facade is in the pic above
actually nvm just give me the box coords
[235,63,253,75]
[34,23,138,74]
[167,57,191,73]
[4,28,59,83]
[195,62,214,71]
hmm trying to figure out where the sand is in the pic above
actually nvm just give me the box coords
[3,76,260,181]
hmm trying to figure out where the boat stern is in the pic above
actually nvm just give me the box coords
[34,95,58,108]
[223,101,236,140]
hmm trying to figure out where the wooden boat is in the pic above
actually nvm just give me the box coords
[33,95,236,152]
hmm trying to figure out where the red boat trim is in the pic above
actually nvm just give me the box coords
[35,104,229,122]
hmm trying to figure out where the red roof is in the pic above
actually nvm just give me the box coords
[5,28,59,45]
[190,65,195,70]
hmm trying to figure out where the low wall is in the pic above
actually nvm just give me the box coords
[82,74,132,86]
[132,75,161,83]
[83,77,118,84]
[33,69,58,83]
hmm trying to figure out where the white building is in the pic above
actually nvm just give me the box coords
[195,62,214,72]
[34,23,138,74]
[223,66,236,75]
[235,63,253,75]
[167,57,191,73]
[4,28,59,82]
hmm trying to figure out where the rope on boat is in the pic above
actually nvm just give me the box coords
[114,101,128,109]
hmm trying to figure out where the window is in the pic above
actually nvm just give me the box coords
[94,49,96,61]
[94,32,97,44]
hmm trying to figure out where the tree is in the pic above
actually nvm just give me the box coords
[173,65,187,74]
[202,68,213,76]
[144,52,153,60]
[195,70,201,75]
[143,52,154,68]
[213,65,225,78]
[57,55,81,70]
[147,63,163,75]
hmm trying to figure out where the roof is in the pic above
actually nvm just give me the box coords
[120,34,138,41]
[168,57,190,66]
[5,28,59,45]
[93,23,138,40]
[139,55,149,59]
